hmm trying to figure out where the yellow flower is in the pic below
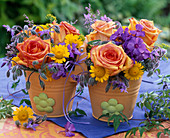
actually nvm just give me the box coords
[89,66,110,83]
[64,34,83,48]
[51,44,70,63]
[12,56,20,66]
[87,53,91,59]
[13,105,33,125]
[124,61,144,80]
[46,14,57,22]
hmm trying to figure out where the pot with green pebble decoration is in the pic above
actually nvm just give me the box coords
[88,77,143,122]
[24,41,87,117]
[25,71,77,117]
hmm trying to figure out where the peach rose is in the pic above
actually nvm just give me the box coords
[86,20,116,42]
[51,21,80,44]
[90,42,133,76]
[129,17,162,49]
[16,35,51,68]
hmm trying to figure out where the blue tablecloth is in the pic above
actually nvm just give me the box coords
[0,58,169,138]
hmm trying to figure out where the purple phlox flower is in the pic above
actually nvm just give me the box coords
[85,3,91,13]
[38,29,54,36]
[110,27,124,45]
[84,13,93,25]
[51,63,66,80]
[122,27,131,41]
[112,80,127,93]
[58,42,66,46]
[150,46,166,60]
[97,10,100,16]
[100,15,112,22]
[124,37,150,61]
[58,122,75,137]
[67,43,81,58]
[3,25,15,37]
[3,25,11,32]
[26,120,39,131]
[130,24,145,37]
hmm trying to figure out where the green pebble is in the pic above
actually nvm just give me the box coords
[115,104,124,112]
[36,105,44,112]
[102,110,109,115]
[108,99,118,106]
[45,106,53,113]
[39,93,48,100]
[101,102,109,110]
[33,96,40,104]
[47,98,55,106]
[114,111,120,115]
[39,100,47,108]
[107,106,116,113]
[109,113,114,116]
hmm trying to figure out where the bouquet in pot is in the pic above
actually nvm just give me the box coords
[2,14,85,88]
[78,5,167,92]
[2,14,87,118]
[70,5,168,123]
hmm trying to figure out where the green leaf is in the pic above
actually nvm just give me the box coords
[157,132,162,138]
[75,108,87,116]
[113,118,121,132]
[21,89,28,95]
[87,40,101,45]
[125,130,132,138]
[138,127,145,137]
[144,101,153,111]
[19,99,31,106]
[11,79,20,90]
[98,113,109,120]
[68,111,78,117]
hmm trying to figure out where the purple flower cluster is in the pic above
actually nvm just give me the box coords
[100,15,112,22]
[110,24,150,62]
[67,43,81,58]
[84,4,112,29]
[111,80,127,93]
[48,63,67,80]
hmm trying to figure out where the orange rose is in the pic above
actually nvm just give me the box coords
[51,21,80,44]
[16,35,51,68]
[129,17,162,49]
[90,42,133,76]
[86,20,116,42]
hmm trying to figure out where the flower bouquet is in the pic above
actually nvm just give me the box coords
[77,5,167,121]
[2,14,87,117]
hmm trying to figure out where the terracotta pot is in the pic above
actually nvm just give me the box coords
[25,40,87,117]
[89,77,143,122]
[25,71,77,117]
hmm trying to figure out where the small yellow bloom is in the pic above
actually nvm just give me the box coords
[13,105,33,125]
[122,26,127,30]
[46,14,57,22]
[12,56,20,66]
[87,53,91,59]
[89,66,110,83]
[51,44,70,63]
[65,34,83,48]
[124,61,144,80]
